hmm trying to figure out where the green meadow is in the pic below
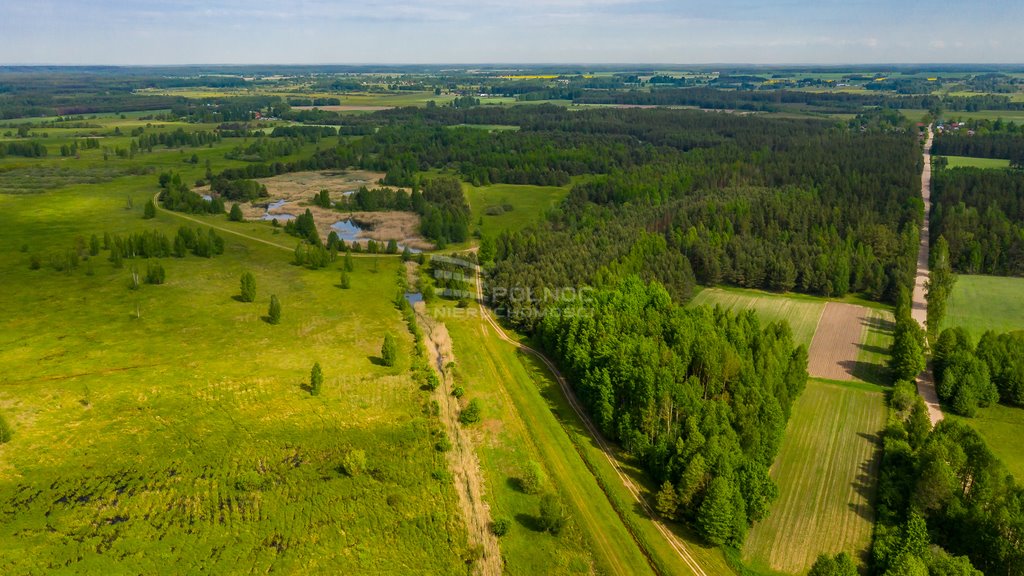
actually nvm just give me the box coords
[0,121,474,573]
[943,274,1024,342]
[465,182,571,238]
[942,155,1012,169]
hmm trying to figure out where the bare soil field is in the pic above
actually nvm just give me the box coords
[808,303,874,381]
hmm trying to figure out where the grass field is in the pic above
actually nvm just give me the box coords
[465,182,571,238]
[445,310,640,575]
[742,380,887,575]
[942,155,1012,169]
[0,118,478,573]
[943,275,1024,342]
[689,287,825,347]
[951,404,1024,481]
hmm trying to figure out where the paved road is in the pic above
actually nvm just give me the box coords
[911,128,944,425]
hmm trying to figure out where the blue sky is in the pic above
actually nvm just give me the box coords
[0,0,1021,64]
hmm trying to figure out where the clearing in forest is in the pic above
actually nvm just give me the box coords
[943,274,1024,342]
[743,380,887,574]
[689,287,825,347]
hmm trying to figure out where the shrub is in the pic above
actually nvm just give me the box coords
[145,262,165,285]
[341,449,367,477]
[459,399,482,425]
[491,517,511,537]
[519,460,547,495]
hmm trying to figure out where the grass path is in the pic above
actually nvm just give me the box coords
[473,275,714,576]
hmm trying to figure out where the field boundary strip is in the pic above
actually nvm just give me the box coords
[474,274,710,576]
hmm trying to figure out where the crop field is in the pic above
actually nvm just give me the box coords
[742,380,887,575]
[943,274,1024,342]
[942,155,1012,169]
[465,183,571,238]
[0,122,473,573]
[689,287,825,347]
[851,308,895,386]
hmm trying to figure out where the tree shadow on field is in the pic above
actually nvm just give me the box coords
[261,315,278,325]
[299,380,313,394]
[514,512,544,532]
[367,355,386,366]
[231,294,247,302]
[848,435,882,525]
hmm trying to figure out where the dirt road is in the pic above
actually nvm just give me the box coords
[416,306,502,576]
[911,128,944,425]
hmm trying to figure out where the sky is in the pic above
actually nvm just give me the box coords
[0,0,1022,65]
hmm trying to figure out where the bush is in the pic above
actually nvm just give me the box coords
[434,432,452,452]
[519,460,547,495]
[340,449,367,476]
[459,398,482,425]
[451,386,465,398]
[538,493,567,535]
[228,203,244,222]
[339,271,351,289]
[491,517,511,537]
[145,262,165,285]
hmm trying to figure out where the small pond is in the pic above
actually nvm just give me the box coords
[404,292,424,305]
[262,199,295,222]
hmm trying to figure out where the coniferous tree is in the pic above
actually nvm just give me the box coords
[656,480,679,519]
[267,294,281,325]
[310,362,323,396]
[344,251,354,272]
[0,413,12,444]
[228,203,244,222]
[339,270,351,289]
[239,271,256,302]
[143,199,156,219]
[381,333,399,366]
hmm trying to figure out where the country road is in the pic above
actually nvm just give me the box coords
[473,274,710,576]
[911,128,944,425]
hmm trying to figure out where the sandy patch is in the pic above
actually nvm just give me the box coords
[201,170,431,249]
